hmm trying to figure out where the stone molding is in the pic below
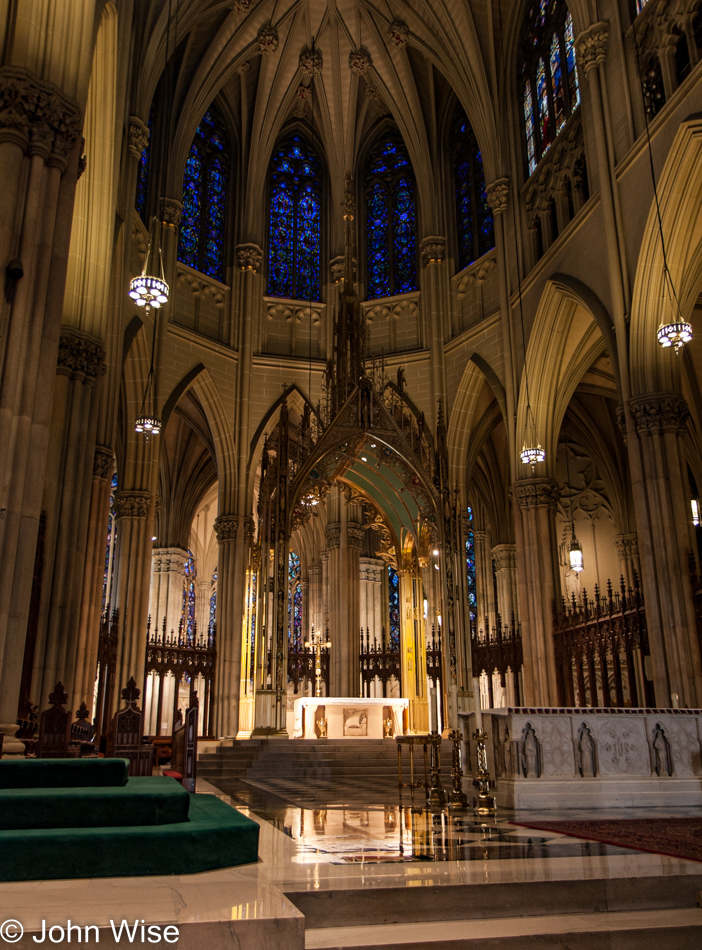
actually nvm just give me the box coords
[615,534,639,559]
[486,178,509,215]
[214,515,238,542]
[0,66,83,171]
[308,564,322,578]
[325,523,341,550]
[243,515,256,545]
[151,547,188,574]
[114,491,151,519]
[300,47,323,76]
[629,392,689,434]
[57,328,105,382]
[387,20,409,49]
[575,21,609,75]
[515,479,560,510]
[473,529,487,543]
[297,82,312,102]
[420,235,446,266]
[258,24,279,54]
[93,446,114,480]
[492,543,517,572]
[127,116,149,158]
[239,60,251,75]
[349,49,372,75]
[347,524,366,548]
[161,197,183,229]
[237,242,263,272]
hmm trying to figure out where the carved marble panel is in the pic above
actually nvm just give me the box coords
[595,718,650,776]
[540,717,575,776]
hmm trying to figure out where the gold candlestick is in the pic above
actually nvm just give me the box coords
[305,625,331,697]
[472,728,496,816]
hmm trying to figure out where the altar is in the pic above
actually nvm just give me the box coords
[292,697,409,739]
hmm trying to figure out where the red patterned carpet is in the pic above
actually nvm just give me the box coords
[511,818,702,863]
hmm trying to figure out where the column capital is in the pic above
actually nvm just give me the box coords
[420,235,446,266]
[473,528,487,543]
[629,392,689,434]
[308,564,322,578]
[160,197,183,229]
[92,445,114,480]
[491,543,517,571]
[114,491,151,519]
[151,547,188,573]
[347,524,365,548]
[486,178,509,215]
[615,533,639,559]
[515,478,560,510]
[57,327,105,383]
[243,515,256,545]
[325,523,341,550]
[0,66,82,171]
[214,514,238,542]
[236,242,263,272]
[127,115,149,158]
[575,21,609,76]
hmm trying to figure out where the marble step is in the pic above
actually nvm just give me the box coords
[303,908,702,949]
[286,874,702,930]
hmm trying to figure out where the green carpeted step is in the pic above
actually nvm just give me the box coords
[0,777,190,830]
[0,794,260,881]
[0,757,129,789]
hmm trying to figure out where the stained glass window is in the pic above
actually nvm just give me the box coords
[519,2,580,175]
[135,108,153,223]
[365,136,417,299]
[465,507,477,628]
[101,471,118,614]
[268,137,322,301]
[635,0,650,14]
[183,551,196,644]
[178,108,229,282]
[453,110,494,270]
[209,569,217,639]
[288,551,302,648]
[388,565,400,650]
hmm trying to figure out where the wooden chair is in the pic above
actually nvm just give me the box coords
[36,683,71,758]
[170,694,198,792]
[70,702,96,756]
[106,677,154,776]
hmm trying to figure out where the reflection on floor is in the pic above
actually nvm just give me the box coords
[205,775,648,866]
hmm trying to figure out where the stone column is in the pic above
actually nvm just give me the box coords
[325,522,342,696]
[492,543,519,627]
[346,523,364,696]
[628,394,702,707]
[320,551,330,633]
[148,548,188,636]
[614,534,640,590]
[213,515,241,737]
[111,490,154,703]
[473,529,496,634]
[515,479,561,705]
[0,67,87,752]
[420,237,448,429]
[359,558,384,638]
[308,564,323,635]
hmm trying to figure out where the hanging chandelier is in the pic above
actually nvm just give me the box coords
[130,240,168,437]
[520,406,544,470]
[657,272,691,352]
[564,441,583,573]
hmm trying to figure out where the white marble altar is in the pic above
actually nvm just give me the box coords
[459,707,702,809]
[293,697,408,739]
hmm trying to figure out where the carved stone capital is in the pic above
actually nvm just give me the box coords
[325,523,341,550]
[257,24,279,54]
[473,529,487,544]
[629,392,689,434]
[231,0,252,12]
[575,21,609,75]
[214,515,238,542]
[387,20,409,49]
[492,543,517,572]
[347,524,365,548]
[300,47,323,77]
[515,478,560,510]
[243,515,256,546]
[237,242,263,272]
[114,491,151,519]
[0,66,83,171]
[615,533,639,559]
[349,49,372,75]
[57,328,105,382]
[161,197,183,229]
[128,116,149,158]
[420,235,446,266]
[151,546,188,574]
[486,178,509,215]
[308,564,322,578]
[330,255,345,283]
[93,446,114,480]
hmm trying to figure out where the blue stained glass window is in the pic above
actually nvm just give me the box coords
[183,551,197,643]
[288,552,302,647]
[178,108,229,281]
[268,137,322,301]
[365,136,417,299]
[101,471,118,613]
[388,565,400,650]
[453,111,494,270]
[520,2,580,175]
[465,507,476,627]
[135,109,153,223]
[564,13,580,108]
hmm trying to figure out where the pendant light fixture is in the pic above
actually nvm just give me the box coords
[564,441,583,573]
[632,19,691,354]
